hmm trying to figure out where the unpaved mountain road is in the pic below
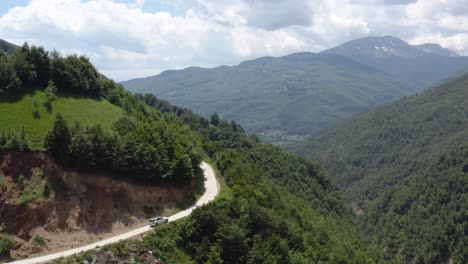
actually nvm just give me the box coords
[6,162,219,264]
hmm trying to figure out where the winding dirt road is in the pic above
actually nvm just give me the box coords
[7,162,219,264]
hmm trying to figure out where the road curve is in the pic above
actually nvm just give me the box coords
[7,162,219,264]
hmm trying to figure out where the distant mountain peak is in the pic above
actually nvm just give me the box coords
[321,35,468,89]
[414,43,459,57]
[324,35,460,58]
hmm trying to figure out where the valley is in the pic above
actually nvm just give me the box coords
[0,40,381,263]
[1,22,467,263]
[122,36,468,144]
[290,73,468,263]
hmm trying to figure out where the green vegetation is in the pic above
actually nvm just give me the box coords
[1,42,384,262]
[0,233,15,258]
[76,93,386,264]
[0,39,19,55]
[18,174,50,205]
[122,36,468,144]
[0,169,53,206]
[0,42,202,185]
[75,250,94,263]
[290,73,468,262]
[0,127,29,150]
[44,112,202,184]
[32,235,46,247]
[122,52,410,143]
[51,257,72,264]
[0,90,125,148]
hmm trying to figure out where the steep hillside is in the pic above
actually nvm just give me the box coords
[122,52,408,143]
[323,36,468,90]
[0,39,19,55]
[0,150,199,260]
[0,42,206,261]
[290,73,468,263]
[0,43,384,262]
[63,93,386,264]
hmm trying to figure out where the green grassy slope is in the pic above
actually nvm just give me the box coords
[122,52,409,143]
[0,91,125,148]
[289,73,468,262]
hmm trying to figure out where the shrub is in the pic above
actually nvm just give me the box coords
[32,235,46,247]
[0,233,15,258]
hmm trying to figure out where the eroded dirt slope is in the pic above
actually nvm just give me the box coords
[0,150,198,259]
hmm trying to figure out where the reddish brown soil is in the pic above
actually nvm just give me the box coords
[0,150,197,260]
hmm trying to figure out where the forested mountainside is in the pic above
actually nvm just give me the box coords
[122,51,408,143]
[68,93,386,264]
[0,41,384,263]
[290,73,468,263]
[0,39,19,55]
[323,36,468,90]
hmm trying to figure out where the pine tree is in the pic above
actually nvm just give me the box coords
[20,126,29,150]
[45,113,71,163]
[206,246,223,264]
[0,130,5,146]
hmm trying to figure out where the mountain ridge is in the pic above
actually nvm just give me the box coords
[122,49,410,143]
[122,35,468,143]
[323,35,468,89]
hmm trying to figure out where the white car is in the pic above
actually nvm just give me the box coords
[149,217,168,227]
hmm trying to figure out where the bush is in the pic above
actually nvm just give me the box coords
[32,235,46,247]
[0,233,15,258]
[76,250,94,263]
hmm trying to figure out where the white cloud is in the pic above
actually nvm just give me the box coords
[0,0,467,81]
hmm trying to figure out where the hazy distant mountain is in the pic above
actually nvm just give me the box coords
[122,36,468,143]
[122,52,408,143]
[0,39,19,55]
[323,36,468,89]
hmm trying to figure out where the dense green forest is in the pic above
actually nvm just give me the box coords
[0,41,384,262]
[87,93,385,264]
[290,73,468,263]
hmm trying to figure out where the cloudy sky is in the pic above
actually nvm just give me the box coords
[1,0,467,81]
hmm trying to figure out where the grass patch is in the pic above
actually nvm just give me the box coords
[105,242,131,259]
[215,179,231,201]
[0,176,10,193]
[17,175,50,205]
[51,257,73,264]
[0,233,15,258]
[0,91,126,149]
[75,250,94,263]
[32,235,46,247]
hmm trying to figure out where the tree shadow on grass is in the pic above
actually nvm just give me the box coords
[0,88,38,104]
